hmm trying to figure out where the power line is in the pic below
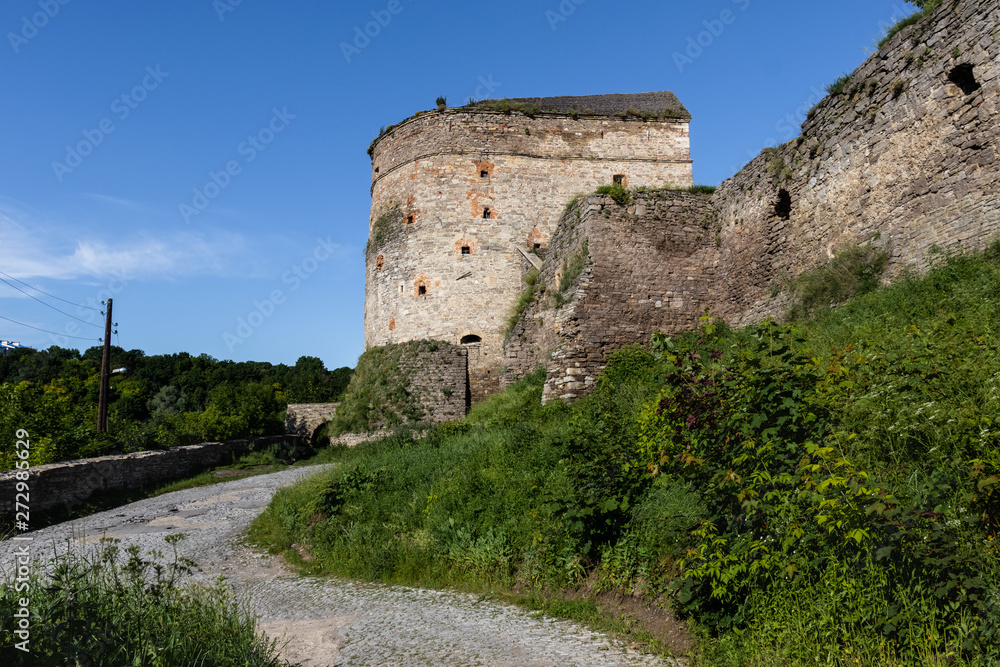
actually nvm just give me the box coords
[0,269,103,312]
[0,276,103,329]
[0,314,100,341]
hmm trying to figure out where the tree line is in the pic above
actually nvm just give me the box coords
[0,346,352,470]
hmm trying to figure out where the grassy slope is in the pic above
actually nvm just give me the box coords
[250,246,1000,666]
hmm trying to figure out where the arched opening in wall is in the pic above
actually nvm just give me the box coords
[483,207,492,220]
[480,170,489,179]
[418,285,427,297]
[461,245,471,255]
[461,335,482,345]
[774,189,792,220]
[376,255,385,271]
[406,214,415,224]
[374,166,380,174]
[948,64,981,95]
[613,174,626,187]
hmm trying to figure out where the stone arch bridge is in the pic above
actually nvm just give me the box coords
[285,403,337,444]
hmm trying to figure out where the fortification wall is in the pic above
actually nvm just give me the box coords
[334,340,469,432]
[0,435,292,517]
[714,0,1000,323]
[365,107,693,401]
[502,191,721,401]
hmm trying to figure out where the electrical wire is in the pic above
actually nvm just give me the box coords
[0,269,103,311]
[0,314,100,341]
[0,276,103,328]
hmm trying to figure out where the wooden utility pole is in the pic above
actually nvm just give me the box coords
[97,298,113,433]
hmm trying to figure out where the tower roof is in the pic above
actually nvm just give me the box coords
[468,91,690,121]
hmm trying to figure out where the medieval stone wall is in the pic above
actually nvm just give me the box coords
[714,0,1000,324]
[365,104,693,401]
[503,0,1000,403]
[502,191,721,402]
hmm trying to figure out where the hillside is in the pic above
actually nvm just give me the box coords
[252,244,1000,665]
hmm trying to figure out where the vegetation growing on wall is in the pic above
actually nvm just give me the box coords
[255,243,1000,664]
[595,184,631,205]
[880,0,944,47]
[784,242,890,318]
[331,341,439,434]
[502,269,542,338]
[554,239,590,308]
[365,205,404,256]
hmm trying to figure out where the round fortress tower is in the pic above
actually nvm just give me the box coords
[364,92,693,402]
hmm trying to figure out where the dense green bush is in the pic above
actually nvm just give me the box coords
[0,536,283,666]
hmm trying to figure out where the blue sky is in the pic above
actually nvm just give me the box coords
[0,0,921,370]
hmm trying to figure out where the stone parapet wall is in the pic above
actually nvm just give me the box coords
[502,191,721,401]
[0,435,291,518]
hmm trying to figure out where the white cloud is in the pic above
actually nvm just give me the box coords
[0,201,255,282]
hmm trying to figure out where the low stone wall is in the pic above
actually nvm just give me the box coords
[0,435,290,518]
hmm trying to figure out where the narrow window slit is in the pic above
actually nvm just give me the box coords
[774,189,792,220]
[483,208,492,219]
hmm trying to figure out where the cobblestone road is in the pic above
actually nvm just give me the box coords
[1,467,682,667]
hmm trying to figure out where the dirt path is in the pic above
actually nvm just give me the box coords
[1,467,682,666]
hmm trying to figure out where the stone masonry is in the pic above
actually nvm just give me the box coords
[502,191,722,402]
[285,403,338,443]
[503,0,1000,401]
[714,0,1000,324]
[364,93,694,403]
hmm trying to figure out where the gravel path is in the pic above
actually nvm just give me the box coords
[1,467,681,667]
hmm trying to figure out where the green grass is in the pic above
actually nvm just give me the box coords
[502,269,541,336]
[595,184,631,205]
[825,73,852,96]
[878,0,944,48]
[252,243,1000,665]
[783,242,889,318]
[0,535,284,666]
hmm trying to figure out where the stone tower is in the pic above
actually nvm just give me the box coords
[364,92,694,402]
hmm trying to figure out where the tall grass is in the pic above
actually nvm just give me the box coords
[0,535,283,666]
